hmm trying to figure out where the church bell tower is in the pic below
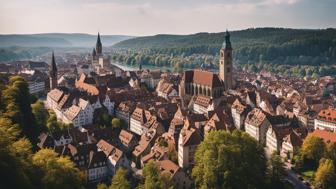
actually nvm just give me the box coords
[219,30,233,90]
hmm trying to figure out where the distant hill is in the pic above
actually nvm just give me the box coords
[0,33,134,48]
[114,28,336,65]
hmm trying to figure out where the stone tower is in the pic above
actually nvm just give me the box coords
[96,32,102,55]
[49,51,58,90]
[219,30,233,90]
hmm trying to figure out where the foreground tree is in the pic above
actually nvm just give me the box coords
[110,168,130,189]
[326,142,336,163]
[192,130,267,189]
[301,135,326,164]
[268,152,286,187]
[138,160,172,189]
[31,100,49,132]
[2,76,37,142]
[0,119,34,189]
[32,149,84,189]
[314,159,336,189]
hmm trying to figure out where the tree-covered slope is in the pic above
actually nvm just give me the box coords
[114,28,336,65]
[0,33,134,48]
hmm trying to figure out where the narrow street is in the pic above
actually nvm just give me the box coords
[284,162,311,189]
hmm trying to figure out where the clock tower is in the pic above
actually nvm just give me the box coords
[219,30,233,90]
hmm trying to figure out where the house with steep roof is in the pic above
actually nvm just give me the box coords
[314,107,336,132]
[119,129,137,153]
[156,160,193,189]
[130,107,152,135]
[115,101,136,127]
[265,124,292,154]
[231,98,250,130]
[191,95,215,114]
[178,127,202,168]
[140,133,176,167]
[156,79,178,100]
[96,139,130,176]
[140,69,162,89]
[132,126,163,168]
[204,107,234,134]
[244,108,270,144]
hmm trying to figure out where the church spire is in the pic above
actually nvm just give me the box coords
[50,51,58,90]
[50,51,57,75]
[223,30,232,50]
[96,32,102,55]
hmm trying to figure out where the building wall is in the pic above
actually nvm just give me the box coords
[231,108,245,130]
[29,81,45,95]
[130,119,144,136]
[266,127,279,154]
[314,119,336,132]
[245,119,269,145]
[281,141,294,159]
[88,166,108,182]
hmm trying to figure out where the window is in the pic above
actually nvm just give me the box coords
[227,67,230,73]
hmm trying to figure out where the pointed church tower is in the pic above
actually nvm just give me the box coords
[92,48,97,57]
[49,51,58,90]
[219,30,233,90]
[96,32,102,55]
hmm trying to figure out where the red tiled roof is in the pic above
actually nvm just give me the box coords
[311,130,336,143]
[183,69,223,88]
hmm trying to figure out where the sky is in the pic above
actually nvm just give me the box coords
[0,0,335,36]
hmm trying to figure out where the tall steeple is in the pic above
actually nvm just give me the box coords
[49,51,58,90]
[96,32,102,55]
[219,30,233,90]
[223,30,232,50]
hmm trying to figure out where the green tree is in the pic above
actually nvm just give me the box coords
[111,118,122,129]
[327,142,336,163]
[32,100,49,132]
[32,149,84,189]
[269,152,286,186]
[0,120,34,189]
[94,108,112,127]
[138,160,172,189]
[2,77,37,142]
[301,135,326,164]
[110,168,130,189]
[192,130,267,189]
[97,183,109,189]
[0,117,21,140]
[314,159,336,189]
[46,110,59,131]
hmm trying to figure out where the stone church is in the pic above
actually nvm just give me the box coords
[179,30,234,100]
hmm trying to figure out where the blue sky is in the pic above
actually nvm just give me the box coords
[0,0,335,35]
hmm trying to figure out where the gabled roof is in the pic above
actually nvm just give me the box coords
[180,128,202,146]
[64,105,81,121]
[183,69,223,88]
[119,129,135,146]
[156,160,180,177]
[245,108,267,127]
